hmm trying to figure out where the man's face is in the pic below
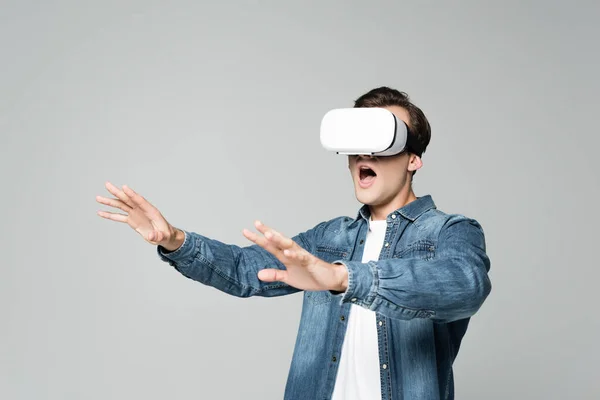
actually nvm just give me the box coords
[347,105,419,207]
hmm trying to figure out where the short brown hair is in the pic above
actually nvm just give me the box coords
[354,86,431,178]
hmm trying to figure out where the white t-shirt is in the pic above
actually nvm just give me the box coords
[331,217,387,400]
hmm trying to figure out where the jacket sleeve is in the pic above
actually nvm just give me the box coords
[330,215,492,323]
[156,222,325,298]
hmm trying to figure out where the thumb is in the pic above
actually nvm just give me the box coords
[258,269,288,283]
[148,230,162,242]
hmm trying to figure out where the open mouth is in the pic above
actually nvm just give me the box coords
[359,166,377,184]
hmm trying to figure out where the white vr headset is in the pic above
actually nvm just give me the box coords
[320,107,422,157]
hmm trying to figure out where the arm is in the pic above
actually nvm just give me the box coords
[157,222,324,298]
[330,216,492,323]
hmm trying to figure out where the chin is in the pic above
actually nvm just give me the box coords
[354,188,380,205]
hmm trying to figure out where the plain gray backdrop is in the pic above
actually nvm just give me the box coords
[2,1,599,399]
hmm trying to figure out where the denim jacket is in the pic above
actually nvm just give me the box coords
[156,195,492,399]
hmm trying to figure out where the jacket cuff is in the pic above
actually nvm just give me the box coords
[156,230,194,266]
[331,260,378,307]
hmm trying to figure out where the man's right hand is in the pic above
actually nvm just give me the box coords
[96,181,185,252]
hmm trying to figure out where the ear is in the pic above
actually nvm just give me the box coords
[408,154,423,173]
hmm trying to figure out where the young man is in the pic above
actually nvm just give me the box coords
[96,87,492,400]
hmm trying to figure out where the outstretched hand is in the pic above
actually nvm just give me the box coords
[242,221,348,292]
[96,182,181,249]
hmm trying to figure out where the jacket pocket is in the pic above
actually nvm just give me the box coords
[393,239,436,261]
[306,246,348,305]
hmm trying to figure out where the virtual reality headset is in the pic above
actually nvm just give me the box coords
[320,107,423,157]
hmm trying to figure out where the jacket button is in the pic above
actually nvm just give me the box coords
[378,320,383,326]
[382,364,387,369]
[360,239,364,244]
[332,356,337,362]
[340,315,345,321]
[391,214,396,219]
[384,242,389,247]
[351,298,357,302]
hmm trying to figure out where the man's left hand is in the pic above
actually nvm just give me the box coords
[242,220,348,292]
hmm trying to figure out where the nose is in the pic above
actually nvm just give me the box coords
[358,154,377,160]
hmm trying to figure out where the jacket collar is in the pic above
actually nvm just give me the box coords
[354,194,436,223]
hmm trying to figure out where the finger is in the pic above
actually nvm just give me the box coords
[105,181,135,208]
[122,184,155,214]
[242,228,286,260]
[297,250,311,265]
[255,220,295,250]
[265,229,295,250]
[283,249,295,258]
[96,195,132,213]
[97,210,128,223]
[254,220,271,235]
[284,248,311,266]
[257,268,288,283]
[148,230,164,242]
[260,228,293,255]
[242,228,280,252]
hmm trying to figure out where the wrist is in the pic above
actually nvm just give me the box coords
[332,262,349,292]
[163,227,185,252]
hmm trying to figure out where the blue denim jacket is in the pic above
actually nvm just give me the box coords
[157,195,492,399]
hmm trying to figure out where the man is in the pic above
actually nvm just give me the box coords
[96,86,492,399]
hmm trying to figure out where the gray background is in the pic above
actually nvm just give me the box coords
[1,0,599,399]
